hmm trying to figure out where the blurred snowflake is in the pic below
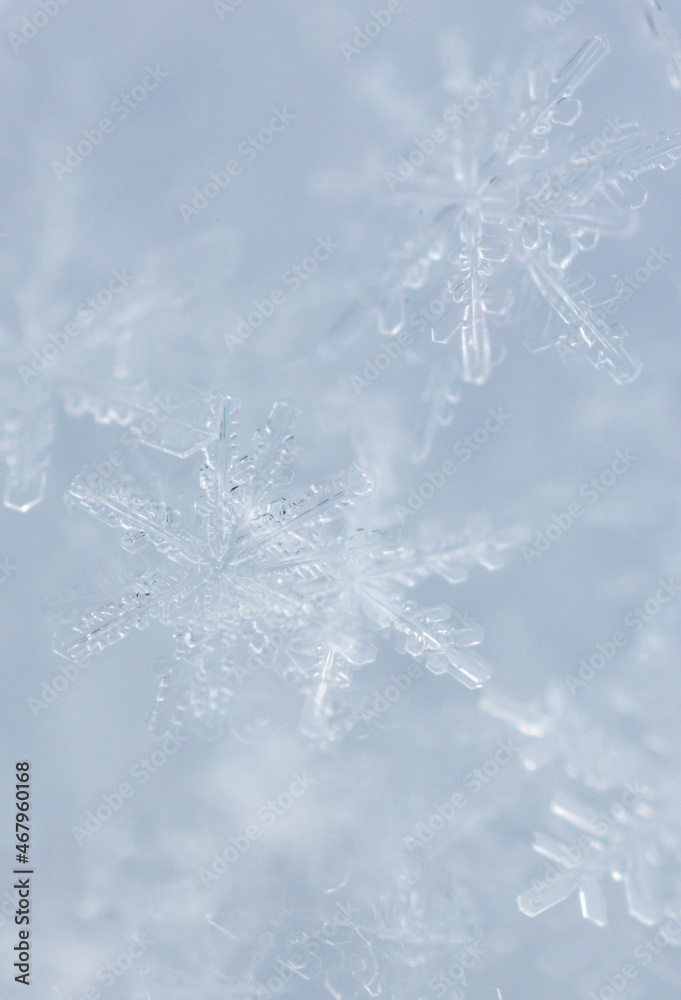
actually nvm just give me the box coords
[479,683,649,791]
[643,0,681,89]
[331,35,681,453]
[481,686,681,928]
[211,856,481,1000]
[517,780,681,931]
[0,223,239,511]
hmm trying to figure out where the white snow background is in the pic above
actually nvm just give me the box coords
[1,1,681,998]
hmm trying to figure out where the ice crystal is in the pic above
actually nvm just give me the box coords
[479,683,650,791]
[518,781,681,930]
[644,0,681,89]
[482,687,681,927]
[0,224,239,511]
[202,858,482,1000]
[0,368,213,512]
[336,35,681,449]
[53,394,520,742]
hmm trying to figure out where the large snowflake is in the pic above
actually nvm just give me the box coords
[52,394,521,742]
[334,35,681,449]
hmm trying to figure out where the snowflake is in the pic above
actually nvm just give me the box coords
[517,781,681,931]
[643,0,681,89]
[482,687,681,927]
[479,682,648,791]
[53,393,520,742]
[0,223,239,511]
[334,35,681,450]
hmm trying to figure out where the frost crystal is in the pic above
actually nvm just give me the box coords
[54,394,519,741]
[518,780,681,930]
[479,683,646,790]
[338,35,681,449]
[190,857,484,1000]
[0,224,239,511]
[481,687,681,928]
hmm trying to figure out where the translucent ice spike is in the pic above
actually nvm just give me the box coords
[617,129,681,180]
[551,35,610,98]
[644,0,681,89]
[479,688,552,737]
[528,261,641,384]
[359,586,492,688]
[624,848,663,925]
[517,874,577,917]
[378,284,406,337]
[67,473,208,567]
[579,875,608,926]
[1,400,55,512]
[249,399,299,498]
[410,358,461,462]
[551,790,608,837]
[453,266,492,385]
[53,570,198,664]
[509,36,609,161]
[427,643,492,688]
[439,220,513,386]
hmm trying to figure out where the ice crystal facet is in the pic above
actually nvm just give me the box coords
[54,394,519,741]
